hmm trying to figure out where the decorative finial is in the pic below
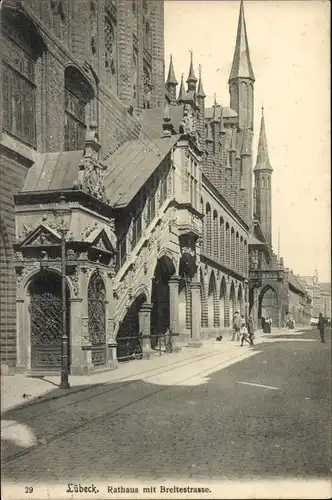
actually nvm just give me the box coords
[261,100,264,112]
[198,64,202,78]
[213,93,217,106]
[189,49,193,61]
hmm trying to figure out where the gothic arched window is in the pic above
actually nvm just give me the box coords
[104,16,117,89]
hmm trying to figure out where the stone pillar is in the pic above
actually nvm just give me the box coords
[15,298,26,374]
[252,288,259,331]
[168,275,181,352]
[139,303,153,359]
[188,281,202,347]
[106,317,118,370]
[69,298,86,375]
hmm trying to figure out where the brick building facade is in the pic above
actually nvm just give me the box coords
[0,0,310,376]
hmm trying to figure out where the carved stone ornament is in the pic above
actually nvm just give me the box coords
[14,251,24,262]
[19,224,33,241]
[74,147,108,203]
[204,264,209,276]
[69,267,80,297]
[16,263,39,289]
[81,317,90,346]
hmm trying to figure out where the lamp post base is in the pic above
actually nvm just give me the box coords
[59,380,70,389]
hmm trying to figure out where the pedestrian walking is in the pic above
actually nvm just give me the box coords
[263,316,270,333]
[247,315,255,346]
[232,311,241,341]
[317,313,326,343]
[240,319,251,346]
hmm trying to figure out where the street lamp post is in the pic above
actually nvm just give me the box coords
[58,194,70,389]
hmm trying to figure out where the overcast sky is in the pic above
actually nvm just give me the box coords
[164,0,330,282]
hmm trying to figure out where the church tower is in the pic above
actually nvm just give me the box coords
[228,0,255,225]
[228,0,255,131]
[254,107,273,246]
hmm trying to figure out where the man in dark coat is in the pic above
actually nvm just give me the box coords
[247,316,255,346]
[317,313,326,343]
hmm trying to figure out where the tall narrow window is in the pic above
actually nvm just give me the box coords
[213,211,219,261]
[64,66,93,151]
[1,9,44,147]
[105,16,117,90]
[64,89,86,151]
[205,204,212,256]
[160,171,168,206]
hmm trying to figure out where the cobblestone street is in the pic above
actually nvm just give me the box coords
[1,328,331,496]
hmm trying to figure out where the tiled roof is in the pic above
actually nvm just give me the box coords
[23,151,83,192]
[140,106,183,139]
[103,135,179,208]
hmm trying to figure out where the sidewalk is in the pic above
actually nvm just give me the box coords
[1,327,306,413]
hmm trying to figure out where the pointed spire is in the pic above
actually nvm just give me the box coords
[212,93,219,123]
[229,0,255,82]
[197,64,206,98]
[166,54,178,86]
[254,107,272,171]
[186,49,197,90]
[178,73,186,103]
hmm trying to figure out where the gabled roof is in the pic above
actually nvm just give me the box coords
[103,135,179,208]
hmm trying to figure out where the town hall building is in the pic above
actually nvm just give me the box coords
[0,0,310,376]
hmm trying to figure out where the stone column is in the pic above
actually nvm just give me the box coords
[139,303,153,359]
[168,275,181,352]
[188,281,202,347]
[106,317,118,370]
[15,297,26,374]
[69,297,86,375]
[252,288,259,331]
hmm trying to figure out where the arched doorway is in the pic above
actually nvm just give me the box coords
[259,286,279,326]
[151,255,176,349]
[29,272,70,372]
[220,277,226,327]
[208,272,217,327]
[88,271,106,367]
[116,293,147,362]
